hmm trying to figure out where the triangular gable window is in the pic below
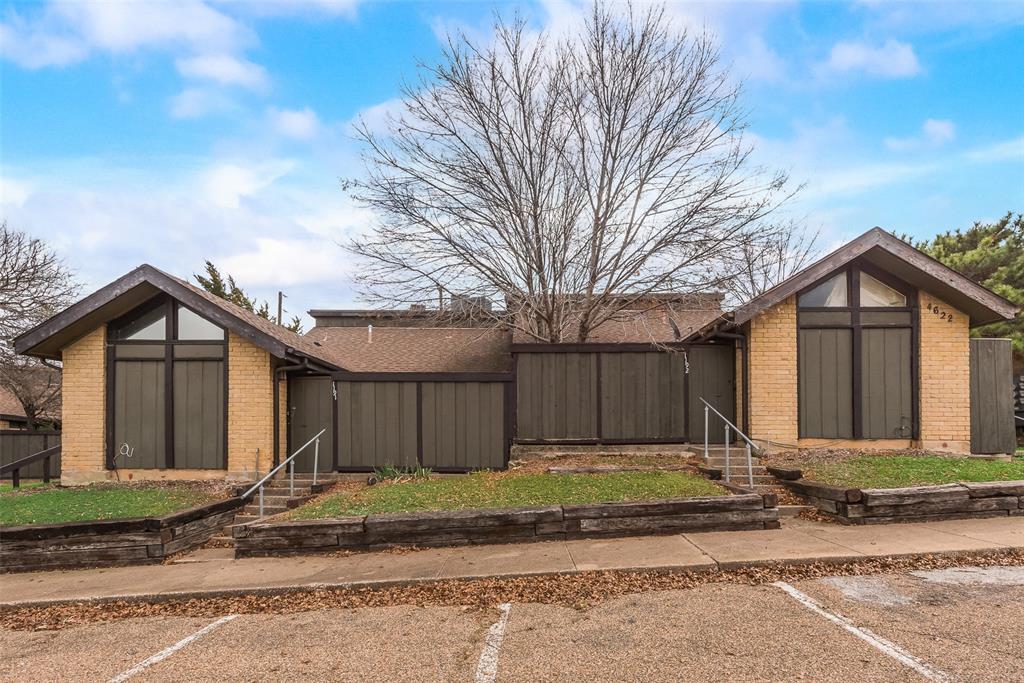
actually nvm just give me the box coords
[798,273,848,307]
[860,272,907,307]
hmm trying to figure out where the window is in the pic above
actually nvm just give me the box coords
[113,305,166,340]
[860,272,907,307]
[798,273,848,307]
[177,305,224,340]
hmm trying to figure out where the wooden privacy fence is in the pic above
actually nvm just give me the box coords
[0,431,61,480]
[514,344,736,445]
[289,373,513,473]
[969,338,1016,454]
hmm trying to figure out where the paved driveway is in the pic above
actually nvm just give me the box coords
[4,564,1022,682]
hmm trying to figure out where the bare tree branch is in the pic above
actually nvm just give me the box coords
[344,1,801,342]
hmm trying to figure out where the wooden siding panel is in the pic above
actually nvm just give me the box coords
[289,377,334,472]
[0,432,61,480]
[860,328,911,438]
[115,360,165,469]
[799,329,853,439]
[515,353,598,439]
[173,360,224,469]
[970,338,1016,454]
[687,346,736,443]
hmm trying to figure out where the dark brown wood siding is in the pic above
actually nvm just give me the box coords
[798,329,854,438]
[600,352,687,441]
[421,382,506,470]
[515,353,598,439]
[686,345,737,443]
[113,359,165,468]
[288,376,335,472]
[336,381,418,469]
[0,431,61,480]
[172,360,224,469]
[970,338,1016,454]
[860,327,913,438]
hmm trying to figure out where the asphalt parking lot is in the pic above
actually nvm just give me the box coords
[3,565,1022,682]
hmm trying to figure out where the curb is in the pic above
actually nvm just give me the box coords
[2,546,1018,611]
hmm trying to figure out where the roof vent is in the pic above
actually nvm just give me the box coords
[367,324,373,343]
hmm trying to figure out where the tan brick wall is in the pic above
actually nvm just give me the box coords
[60,327,107,483]
[227,332,276,480]
[917,292,971,453]
[746,296,798,449]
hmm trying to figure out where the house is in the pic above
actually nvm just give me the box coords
[0,385,60,431]
[13,228,1020,485]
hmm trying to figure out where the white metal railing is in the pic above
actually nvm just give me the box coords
[700,398,756,487]
[243,428,326,517]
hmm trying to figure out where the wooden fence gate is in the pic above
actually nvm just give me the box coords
[969,338,1016,454]
[0,431,61,479]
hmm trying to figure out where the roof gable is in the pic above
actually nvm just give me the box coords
[732,227,1019,327]
[14,265,340,370]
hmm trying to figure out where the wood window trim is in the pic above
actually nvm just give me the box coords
[107,295,229,470]
[796,260,919,440]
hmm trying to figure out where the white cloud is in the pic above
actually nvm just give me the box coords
[732,35,787,83]
[202,160,296,209]
[0,177,33,208]
[219,236,346,286]
[349,98,406,136]
[269,107,322,140]
[818,39,921,79]
[884,118,956,151]
[176,54,268,90]
[225,0,362,19]
[170,88,237,119]
[0,0,252,69]
[965,136,1024,164]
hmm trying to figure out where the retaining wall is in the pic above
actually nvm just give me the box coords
[234,493,780,557]
[770,468,1024,525]
[0,497,244,573]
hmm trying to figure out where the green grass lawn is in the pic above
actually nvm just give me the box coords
[804,455,1024,489]
[291,470,725,519]
[0,486,219,526]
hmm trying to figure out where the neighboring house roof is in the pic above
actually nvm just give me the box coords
[726,227,1020,330]
[512,293,725,344]
[0,386,27,422]
[306,327,513,373]
[14,264,341,370]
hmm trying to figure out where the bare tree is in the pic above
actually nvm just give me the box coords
[0,222,78,429]
[724,221,820,304]
[345,2,797,342]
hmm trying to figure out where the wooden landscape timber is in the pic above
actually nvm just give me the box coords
[773,473,1024,524]
[0,497,244,573]
[233,493,780,557]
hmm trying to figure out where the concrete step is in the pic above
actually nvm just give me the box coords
[242,504,288,515]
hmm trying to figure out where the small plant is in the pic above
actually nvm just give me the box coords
[372,464,433,483]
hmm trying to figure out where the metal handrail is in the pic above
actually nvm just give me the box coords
[243,428,326,517]
[1,444,60,488]
[700,398,755,487]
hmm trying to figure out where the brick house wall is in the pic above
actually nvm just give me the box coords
[744,292,973,453]
[917,292,971,452]
[746,295,799,448]
[60,327,107,484]
[59,326,281,484]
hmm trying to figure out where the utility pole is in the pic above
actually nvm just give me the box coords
[277,291,285,325]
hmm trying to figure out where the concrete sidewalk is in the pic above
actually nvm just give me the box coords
[2,517,1022,607]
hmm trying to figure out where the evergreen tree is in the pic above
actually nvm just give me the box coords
[908,212,1023,368]
[194,261,303,334]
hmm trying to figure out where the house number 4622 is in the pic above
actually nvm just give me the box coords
[926,302,954,323]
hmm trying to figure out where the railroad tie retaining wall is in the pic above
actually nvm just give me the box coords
[0,497,244,573]
[233,493,780,557]
[771,471,1024,525]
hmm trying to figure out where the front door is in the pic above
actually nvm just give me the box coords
[288,376,334,472]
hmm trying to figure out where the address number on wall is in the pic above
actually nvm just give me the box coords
[926,302,955,323]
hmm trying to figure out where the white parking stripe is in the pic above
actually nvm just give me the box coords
[773,582,952,683]
[474,603,512,683]
[107,614,238,683]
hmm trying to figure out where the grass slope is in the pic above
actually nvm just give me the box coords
[805,455,1024,489]
[292,470,724,519]
[0,486,218,526]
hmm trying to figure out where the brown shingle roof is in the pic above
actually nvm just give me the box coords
[512,294,725,343]
[306,327,512,373]
[0,386,26,420]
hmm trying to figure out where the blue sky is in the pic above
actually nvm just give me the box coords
[2,0,1022,325]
